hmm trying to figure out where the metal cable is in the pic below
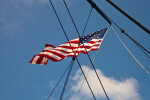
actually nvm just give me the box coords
[48,0,96,99]
[62,0,109,99]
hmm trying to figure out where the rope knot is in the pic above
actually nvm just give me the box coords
[72,57,75,61]
[91,3,96,8]
[121,29,125,33]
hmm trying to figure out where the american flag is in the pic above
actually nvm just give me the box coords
[30,28,109,65]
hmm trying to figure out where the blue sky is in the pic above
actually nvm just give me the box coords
[0,0,150,100]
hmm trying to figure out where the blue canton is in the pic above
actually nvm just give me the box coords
[79,28,108,45]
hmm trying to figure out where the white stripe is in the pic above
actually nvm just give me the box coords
[44,47,55,50]
[41,57,48,65]
[67,52,78,56]
[91,46,99,49]
[32,56,40,64]
[40,52,62,60]
[55,47,75,52]
[54,43,100,53]
[41,39,102,57]
[81,42,100,46]
[69,38,79,41]
[60,43,79,47]
[90,38,103,41]
[50,50,68,56]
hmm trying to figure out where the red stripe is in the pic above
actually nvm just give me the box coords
[43,49,72,54]
[29,55,35,63]
[30,37,104,65]
[88,40,101,44]
[66,38,79,44]
[41,50,66,58]
[45,44,55,48]
[58,46,78,49]
[36,56,43,64]
[37,54,62,62]
[78,46,94,49]
[92,44,101,46]
[91,48,98,50]
[44,59,48,65]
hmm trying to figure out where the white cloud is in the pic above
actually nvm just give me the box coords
[70,65,141,100]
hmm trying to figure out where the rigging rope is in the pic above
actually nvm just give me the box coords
[76,51,99,97]
[75,27,110,97]
[64,8,95,99]
[81,8,93,37]
[65,51,98,99]
[122,31,150,54]
[87,0,112,25]
[123,32,150,59]
[135,43,150,59]
[86,0,150,58]
[105,11,150,58]
[111,26,150,76]
[106,0,150,35]
[60,57,75,100]
[47,60,73,100]
[62,0,110,100]
[48,0,96,99]
[104,10,150,56]
[45,0,149,99]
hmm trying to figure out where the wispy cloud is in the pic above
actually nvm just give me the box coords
[0,0,48,38]
[70,65,141,100]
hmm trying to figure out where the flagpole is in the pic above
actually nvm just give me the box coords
[59,57,75,100]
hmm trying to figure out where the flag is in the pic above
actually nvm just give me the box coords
[30,28,109,65]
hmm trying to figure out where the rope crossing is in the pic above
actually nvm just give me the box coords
[62,0,110,100]
[46,60,73,100]
[47,0,149,99]
[48,0,96,99]
[60,57,75,100]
